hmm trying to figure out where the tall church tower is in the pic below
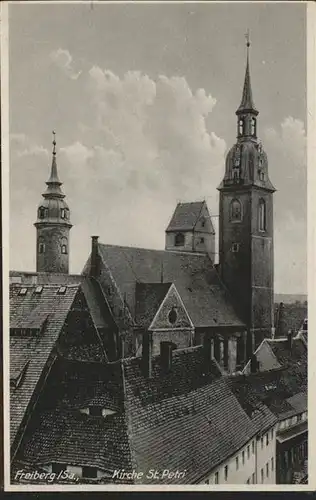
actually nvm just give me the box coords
[34,132,72,273]
[218,37,276,354]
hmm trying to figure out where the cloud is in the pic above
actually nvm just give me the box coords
[50,48,82,80]
[10,133,49,158]
[264,117,307,293]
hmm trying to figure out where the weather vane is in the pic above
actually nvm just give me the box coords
[52,130,56,155]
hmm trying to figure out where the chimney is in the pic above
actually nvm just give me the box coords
[90,236,99,278]
[203,335,214,369]
[142,332,153,378]
[160,341,174,372]
[287,330,293,351]
[250,354,259,374]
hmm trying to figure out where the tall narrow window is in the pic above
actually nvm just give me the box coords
[61,237,68,255]
[238,118,244,135]
[175,232,185,247]
[38,207,46,219]
[39,242,45,254]
[258,199,266,232]
[230,199,242,222]
[251,117,257,136]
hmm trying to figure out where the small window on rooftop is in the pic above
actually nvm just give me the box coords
[52,463,64,475]
[82,466,97,479]
[19,288,27,296]
[35,286,43,294]
[57,286,67,295]
[89,406,103,417]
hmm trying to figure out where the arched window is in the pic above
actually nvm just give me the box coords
[61,238,68,255]
[251,117,257,136]
[38,207,47,219]
[230,199,242,222]
[258,199,266,231]
[175,232,185,247]
[232,168,240,182]
[38,241,45,254]
[238,118,244,136]
[60,208,66,219]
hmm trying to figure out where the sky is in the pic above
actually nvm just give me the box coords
[8,2,307,294]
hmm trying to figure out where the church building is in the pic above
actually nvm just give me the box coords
[9,41,293,485]
[14,41,276,375]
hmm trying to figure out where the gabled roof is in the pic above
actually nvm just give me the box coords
[10,283,80,450]
[166,201,208,232]
[135,282,172,328]
[97,244,244,329]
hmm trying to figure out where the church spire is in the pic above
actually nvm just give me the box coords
[44,131,64,198]
[47,131,62,185]
[236,31,258,117]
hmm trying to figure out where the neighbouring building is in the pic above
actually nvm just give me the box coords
[241,334,308,484]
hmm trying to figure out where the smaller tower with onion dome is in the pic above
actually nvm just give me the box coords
[34,132,72,273]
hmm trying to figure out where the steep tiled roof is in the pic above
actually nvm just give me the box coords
[226,376,278,434]
[123,347,257,484]
[166,201,205,232]
[9,272,113,330]
[14,347,263,484]
[135,282,172,328]
[98,244,244,329]
[10,284,80,449]
[14,359,131,475]
[230,366,307,421]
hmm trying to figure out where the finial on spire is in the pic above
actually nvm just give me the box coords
[46,131,62,187]
[245,29,250,49]
[52,130,56,156]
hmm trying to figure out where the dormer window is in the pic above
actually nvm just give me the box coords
[82,466,97,479]
[90,406,103,417]
[79,406,116,418]
[19,287,27,296]
[175,232,185,247]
